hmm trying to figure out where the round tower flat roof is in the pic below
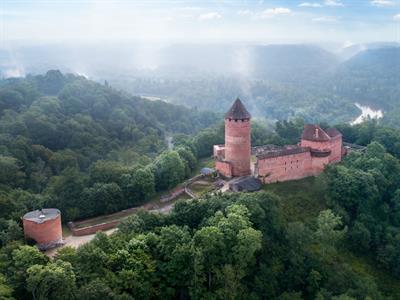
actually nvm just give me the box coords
[23,208,60,224]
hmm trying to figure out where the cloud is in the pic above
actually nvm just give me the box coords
[257,7,292,18]
[324,0,344,7]
[312,16,338,22]
[198,12,222,21]
[299,2,323,7]
[394,13,400,21]
[237,9,252,16]
[179,6,203,11]
[0,10,28,17]
[371,0,395,7]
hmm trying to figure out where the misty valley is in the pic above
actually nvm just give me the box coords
[1,43,399,127]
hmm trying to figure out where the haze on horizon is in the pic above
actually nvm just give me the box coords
[0,0,399,81]
[1,0,399,47]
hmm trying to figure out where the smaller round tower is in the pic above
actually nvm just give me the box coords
[23,208,63,250]
[224,98,252,177]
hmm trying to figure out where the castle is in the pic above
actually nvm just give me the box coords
[214,98,344,184]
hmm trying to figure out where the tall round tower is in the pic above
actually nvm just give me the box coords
[224,98,251,177]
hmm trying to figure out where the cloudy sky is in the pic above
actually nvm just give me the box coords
[1,0,399,46]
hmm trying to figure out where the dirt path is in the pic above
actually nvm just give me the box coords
[45,228,117,257]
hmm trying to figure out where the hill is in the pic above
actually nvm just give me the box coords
[329,47,400,110]
[0,44,398,126]
[0,70,221,221]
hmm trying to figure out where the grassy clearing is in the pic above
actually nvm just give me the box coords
[264,176,328,224]
[263,175,400,297]
[189,182,214,197]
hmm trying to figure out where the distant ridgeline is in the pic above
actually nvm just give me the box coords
[108,45,399,126]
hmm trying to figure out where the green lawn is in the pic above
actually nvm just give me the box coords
[189,181,214,197]
[263,176,400,298]
[263,176,328,224]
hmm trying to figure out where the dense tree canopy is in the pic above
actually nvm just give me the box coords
[0,71,221,222]
[1,70,400,299]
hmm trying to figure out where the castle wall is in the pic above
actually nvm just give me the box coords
[300,136,342,163]
[257,151,313,184]
[213,145,225,158]
[215,160,232,178]
[328,135,342,163]
[224,119,251,177]
[310,155,330,176]
[300,139,330,151]
[68,220,120,236]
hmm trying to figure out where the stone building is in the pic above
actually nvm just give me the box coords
[214,98,344,184]
[22,208,63,250]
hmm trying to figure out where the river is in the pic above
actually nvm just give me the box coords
[351,103,383,125]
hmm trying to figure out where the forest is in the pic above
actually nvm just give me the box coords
[2,71,400,299]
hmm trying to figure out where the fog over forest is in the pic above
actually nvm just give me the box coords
[1,1,399,124]
[1,41,399,125]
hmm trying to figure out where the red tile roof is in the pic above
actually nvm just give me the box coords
[301,124,331,142]
[326,128,342,138]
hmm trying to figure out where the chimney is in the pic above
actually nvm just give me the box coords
[315,128,319,139]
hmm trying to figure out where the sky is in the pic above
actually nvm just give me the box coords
[1,0,399,47]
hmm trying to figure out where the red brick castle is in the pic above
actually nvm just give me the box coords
[214,98,344,184]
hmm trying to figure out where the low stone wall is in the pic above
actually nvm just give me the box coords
[185,174,204,186]
[68,220,120,236]
[160,175,204,202]
[160,188,185,202]
[184,187,196,199]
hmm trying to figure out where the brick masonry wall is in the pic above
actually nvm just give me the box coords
[216,160,232,178]
[224,119,251,176]
[258,151,314,184]
[300,139,331,151]
[328,136,343,163]
[257,147,334,184]
[23,215,62,245]
[69,220,120,236]
[300,137,343,163]
[310,155,330,175]
[213,145,225,158]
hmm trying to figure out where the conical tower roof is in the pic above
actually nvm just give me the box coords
[225,98,251,120]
